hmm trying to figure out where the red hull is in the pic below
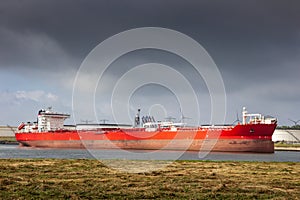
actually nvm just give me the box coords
[15,124,276,153]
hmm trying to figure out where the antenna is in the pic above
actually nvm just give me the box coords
[7,124,16,134]
[179,108,191,123]
[99,119,109,124]
[165,116,176,122]
[81,119,93,124]
[232,111,241,125]
[288,119,300,126]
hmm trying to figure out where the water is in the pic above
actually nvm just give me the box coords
[0,144,299,162]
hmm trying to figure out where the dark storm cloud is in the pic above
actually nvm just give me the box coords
[1,0,300,68]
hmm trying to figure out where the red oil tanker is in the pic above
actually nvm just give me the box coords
[15,107,277,153]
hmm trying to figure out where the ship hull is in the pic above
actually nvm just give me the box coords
[17,139,274,153]
[15,124,276,153]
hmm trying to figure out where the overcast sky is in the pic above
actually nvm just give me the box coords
[0,0,299,126]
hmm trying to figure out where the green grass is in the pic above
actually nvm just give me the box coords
[0,159,299,199]
[0,136,16,142]
[275,143,300,148]
[0,136,17,144]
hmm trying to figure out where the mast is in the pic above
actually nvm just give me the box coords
[134,109,141,127]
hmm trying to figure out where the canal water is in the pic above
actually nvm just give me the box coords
[0,144,299,162]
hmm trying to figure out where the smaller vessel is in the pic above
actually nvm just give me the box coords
[15,107,277,153]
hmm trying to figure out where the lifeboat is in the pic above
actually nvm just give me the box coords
[17,123,25,130]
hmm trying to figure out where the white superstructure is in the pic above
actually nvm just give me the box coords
[37,107,70,132]
[242,107,276,125]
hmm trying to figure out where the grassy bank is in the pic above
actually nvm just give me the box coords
[275,143,300,148]
[0,136,16,141]
[0,159,299,199]
[0,136,18,144]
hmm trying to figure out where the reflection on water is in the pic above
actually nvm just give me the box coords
[0,144,299,162]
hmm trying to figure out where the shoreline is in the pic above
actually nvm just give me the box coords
[0,141,19,145]
[274,146,300,151]
[2,136,300,151]
[1,142,300,152]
